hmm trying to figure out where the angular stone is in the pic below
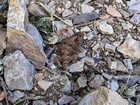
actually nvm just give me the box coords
[3,50,35,90]
[0,29,6,56]
[130,14,140,25]
[62,9,73,17]
[64,1,72,8]
[81,3,94,13]
[77,75,87,88]
[117,34,140,60]
[88,75,105,88]
[7,0,46,69]
[98,22,114,34]
[68,59,84,73]
[58,95,75,105]
[107,5,122,17]
[38,80,53,91]
[62,79,72,94]
[123,59,133,70]
[110,80,119,91]
[121,22,133,30]
[78,86,129,105]
[105,43,116,52]
[127,1,140,12]
[73,12,99,24]
[132,65,140,75]
[8,90,25,103]
[33,100,46,105]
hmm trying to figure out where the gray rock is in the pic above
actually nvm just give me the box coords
[110,80,119,91]
[73,12,99,24]
[62,79,72,94]
[123,59,133,70]
[77,75,87,88]
[0,29,6,57]
[3,50,35,90]
[102,73,113,80]
[118,9,130,18]
[81,3,94,13]
[8,90,25,103]
[78,87,129,105]
[88,75,105,88]
[7,0,46,69]
[130,14,140,25]
[68,59,84,73]
[132,65,140,75]
[38,80,53,91]
[33,100,46,105]
[62,9,73,17]
[105,43,116,52]
[136,95,140,105]
[121,22,133,30]
[58,95,75,105]
[127,1,140,12]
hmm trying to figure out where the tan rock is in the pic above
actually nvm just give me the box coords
[107,5,122,17]
[7,0,46,69]
[78,86,129,105]
[0,29,6,56]
[117,35,140,60]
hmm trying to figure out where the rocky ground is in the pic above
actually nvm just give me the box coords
[0,0,140,105]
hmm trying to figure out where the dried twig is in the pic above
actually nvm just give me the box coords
[39,2,72,26]
[74,21,93,28]
[14,96,44,105]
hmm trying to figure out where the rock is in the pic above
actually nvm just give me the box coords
[62,79,72,94]
[80,26,91,32]
[102,73,113,80]
[100,14,110,20]
[64,1,72,8]
[7,0,46,69]
[58,95,75,105]
[34,73,45,81]
[136,95,140,105]
[132,65,140,75]
[33,100,46,105]
[78,86,129,105]
[118,9,130,18]
[73,12,99,24]
[3,50,35,90]
[98,22,114,34]
[0,29,6,56]
[105,43,116,52]
[28,0,46,17]
[62,9,73,17]
[127,1,140,12]
[123,59,133,70]
[110,80,119,91]
[96,0,105,4]
[117,34,140,60]
[68,59,84,73]
[8,90,25,103]
[130,14,140,25]
[79,48,87,58]
[38,80,53,91]
[84,57,95,66]
[107,5,122,17]
[108,59,128,73]
[81,3,94,13]
[88,75,105,88]
[77,75,87,88]
[121,22,133,30]
[92,43,100,51]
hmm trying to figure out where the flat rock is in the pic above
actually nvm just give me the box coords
[7,0,46,69]
[121,22,133,30]
[8,90,25,103]
[117,34,140,60]
[107,5,122,17]
[3,50,35,90]
[130,14,140,25]
[110,80,119,91]
[33,100,46,105]
[81,3,94,13]
[127,1,140,12]
[68,59,84,73]
[62,9,73,17]
[58,95,75,105]
[132,65,140,75]
[38,80,53,91]
[78,86,129,105]
[0,29,6,56]
[73,12,99,24]
[77,75,87,88]
[88,75,105,88]
[98,22,114,34]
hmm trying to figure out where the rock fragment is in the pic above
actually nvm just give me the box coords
[58,95,75,105]
[88,75,105,88]
[62,9,73,17]
[117,34,140,60]
[105,43,116,52]
[73,12,99,24]
[107,5,122,17]
[127,1,140,12]
[7,0,46,69]
[132,65,140,75]
[130,14,140,25]
[81,3,94,13]
[0,29,6,57]
[77,75,87,88]
[98,22,114,34]
[110,80,119,91]
[38,80,53,91]
[123,59,133,70]
[3,50,35,90]
[78,86,129,105]
[121,22,133,30]
[33,100,46,105]
[8,90,25,103]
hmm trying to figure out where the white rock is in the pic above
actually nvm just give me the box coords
[121,22,133,30]
[64,1,72,8]
[110,80,119,91]
[127,1,140,12]
[79,86,129,105]
[108,61,117,70]
[62,9,73,17]
[123,59,133,70]
[68,59,84,73]
[117,34,140,60]
[92,43,100,51]
[130,14,140,25]
[105,43,116,52]
[38,80,53,91]
[81,3,94,13]
[80,26,91,32]
[98,22,114,34]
